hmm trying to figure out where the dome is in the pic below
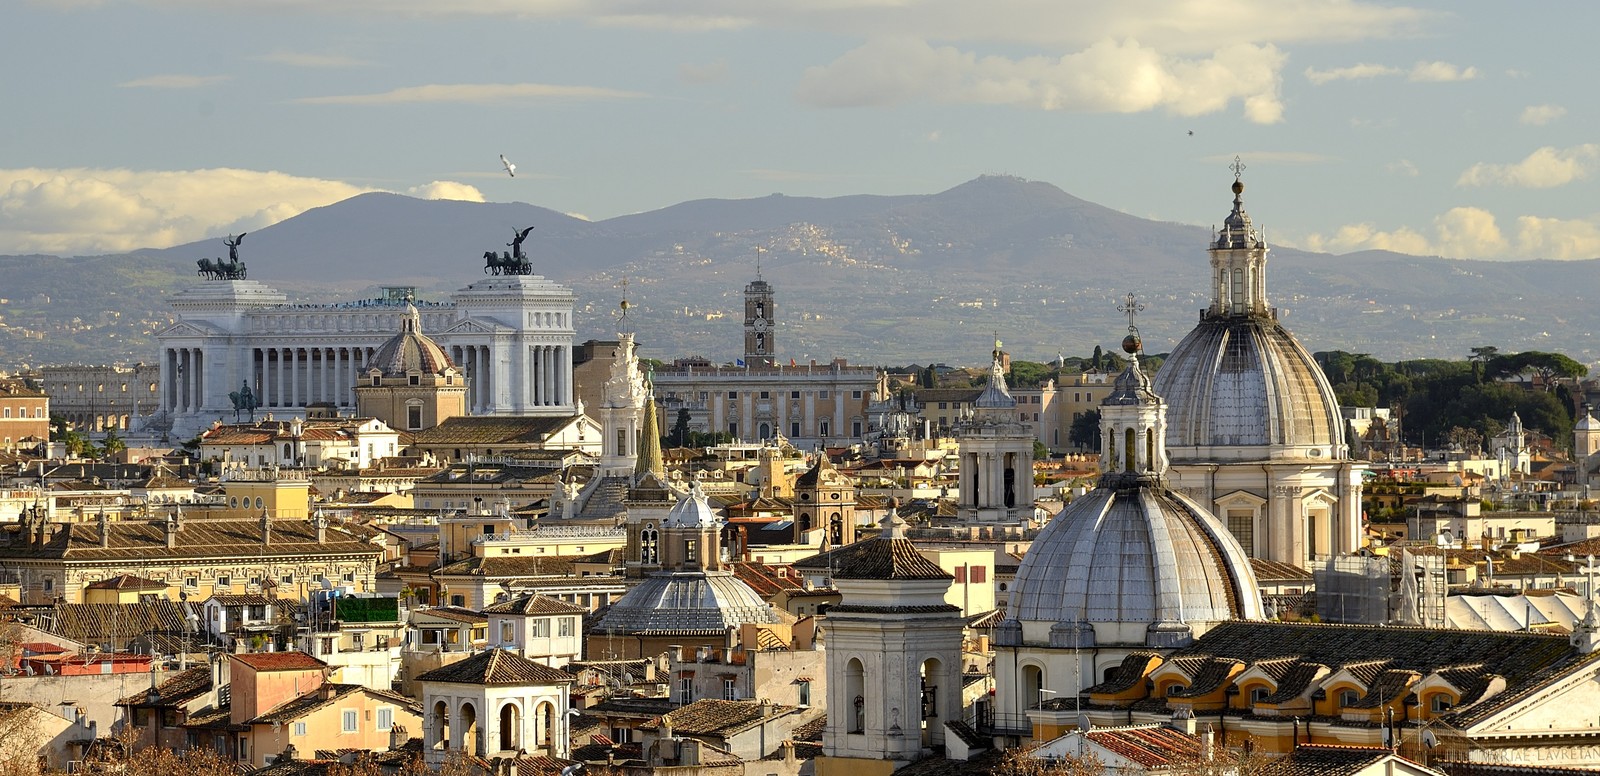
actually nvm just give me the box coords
[1153,317,1343,456]
[1577,406,1599,432]
[1007,484,1262,647]
[370,304,454,377]
[592,570,782,635]
[662,481,719,529]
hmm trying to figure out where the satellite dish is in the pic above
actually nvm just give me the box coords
[1422,729,1439,749]
[560,765,584,776]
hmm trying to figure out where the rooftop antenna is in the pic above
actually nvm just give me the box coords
[755,246,765,280]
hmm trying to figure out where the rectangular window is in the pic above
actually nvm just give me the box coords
[727,391,737,399]
[342,709,358,733]
[852,421,862,437]
[759,391,769,399]
[791,422,801,438]
[790,391,800,399]
[728,422,738,437]
[1226,510,1255,556]
[798,681,812,706]
[215,576,231,588]
[377,707,394,731]
[531,618,550,638]
[852,390,862,399]
[679,677,694,705]
[971,566,987,583]
[501,622,516,643]
[407,405,423,430]
[819,421,830,437]
[724,678,738,701]
[819,391,829,399]
[953,567,967,583]
[343,572,356,583]
[558,617,574,637]
[293,722,307,737]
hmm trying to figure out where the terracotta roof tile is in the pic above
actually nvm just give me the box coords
[416,648,577,685]
[231,651,327,672]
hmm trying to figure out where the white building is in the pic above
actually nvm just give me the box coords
[155,269,576,439]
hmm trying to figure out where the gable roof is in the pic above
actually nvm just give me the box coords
[416,648,577,686]
[231,651,327,672]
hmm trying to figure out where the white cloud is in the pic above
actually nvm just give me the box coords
[1519,104,1566,126]
[0,168,378,255]
[117,74,230,89]
[1386,159,1419,177]
[295,82,645,105]
[564,211,593,221]
[1304,63,1400,85]
[1300,207,1600,260]
[1457,144,1600,189]
[1408,60,1477,82]
[405,181,485,202]
[252,50,372,68]
[795,37,1285,123]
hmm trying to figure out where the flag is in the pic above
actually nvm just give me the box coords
[735,358,746,367]
[790,358,796,367]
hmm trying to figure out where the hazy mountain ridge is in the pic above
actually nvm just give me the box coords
[4,175,1598,369]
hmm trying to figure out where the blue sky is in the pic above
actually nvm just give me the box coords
[3,0,1596,260]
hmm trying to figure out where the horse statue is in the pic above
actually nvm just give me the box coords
[228,381,258,422]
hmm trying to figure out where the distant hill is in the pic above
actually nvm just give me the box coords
[4,175,1599,370]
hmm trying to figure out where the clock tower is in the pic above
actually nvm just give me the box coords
[743,277,776,367]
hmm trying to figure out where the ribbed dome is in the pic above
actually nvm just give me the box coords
[370,304,454,377]
[662,481,719,529]
[1007,484,1262,646]
[592,570,781,635]
[1152,317,1343,457]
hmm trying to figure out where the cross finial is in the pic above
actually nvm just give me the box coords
[616,277,632,326]
[1118,292,1145,333]
[1230,156,1246,181]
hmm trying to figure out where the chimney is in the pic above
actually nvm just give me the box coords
[319,683,338,701]
[661,714,674,741]
[781,739,796,765]
[389,724,407,751]
[1170,707,1196,735]
[1202,726,1215,761]
[313,510,328,543]
[165,515,179,549]
[760,698,774,718]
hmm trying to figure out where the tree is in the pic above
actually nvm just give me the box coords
[920,364,938,388]
[1008,360,1052,389]
[669,408,692,447]
[1069,409,1102,451]
[101,428,127,457]
[1484,351,1588,391]
[1033,439,1050,460]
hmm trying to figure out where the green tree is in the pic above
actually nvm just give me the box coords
[669,408,692,447]
[1069,409,1102,451]
[920,364,938,388]
[1008,360,1052,389]
[1033,439,1050,460]
[101,428,127,457]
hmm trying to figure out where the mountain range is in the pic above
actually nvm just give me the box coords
[3,174,1598,370]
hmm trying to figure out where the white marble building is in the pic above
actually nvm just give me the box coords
[155,275,575,438]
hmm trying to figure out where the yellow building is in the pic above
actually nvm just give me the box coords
[355,304,468,433]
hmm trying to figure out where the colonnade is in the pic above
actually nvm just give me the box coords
[161,347,206,415]
[253,346,373,408]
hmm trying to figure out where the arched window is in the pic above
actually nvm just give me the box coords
[1124,428,1136,472]
[847,658,867,733]
[640,525,659,565]
[499,703,521,752]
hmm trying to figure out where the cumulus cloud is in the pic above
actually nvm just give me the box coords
[0,168,377,255]
[252,50,372,68]
[295,82,645,105]
[405,181,485,202]
[118,74,230,88]
[1457,144,1600,189]
[795,37,1285,123]
[1304,63,1400,85]
[1519,104,1566,126]
[1408,60,1477,81]
[1301,207,1600,260]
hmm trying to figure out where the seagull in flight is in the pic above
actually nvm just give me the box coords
[1187,130,1194,136]
[500,154,517,177]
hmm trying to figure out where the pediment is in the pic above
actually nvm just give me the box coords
[439,318,505,335]
[157,320,225,338]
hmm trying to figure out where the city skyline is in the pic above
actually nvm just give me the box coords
[2,1,1597,263]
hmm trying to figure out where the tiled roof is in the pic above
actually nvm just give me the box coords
[1258,745,1399,776]
[412,606,487,624]
[481,593,588,616]
[117,665,211,707]
[250,684,419,726]
[792,535,951,580]
[48,601,192,644]
[0,518,380,562]
[84,574,168,590]
[206,594,276,607]
[411,416,578,445]
[436,554,583,578]
[415,648,577,685]
[1086,725,1206,767]
[231,651,327,672]
[1085,652,1162,694]
[1252,557,1315,583]
[639,699,802,737]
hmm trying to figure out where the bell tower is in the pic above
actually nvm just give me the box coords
[743,266,776,367]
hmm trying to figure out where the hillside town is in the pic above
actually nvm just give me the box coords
[7,172,1600,776]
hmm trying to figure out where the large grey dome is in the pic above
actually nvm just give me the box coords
[1007,483,1262,646]
[370,303,454,378]
[1153,317,1344,456]
[592,571,781,635]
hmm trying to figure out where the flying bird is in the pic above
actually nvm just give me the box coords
[500,154,516,177]
[1187,130,1194,136]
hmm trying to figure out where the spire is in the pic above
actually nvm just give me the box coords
[1208,157,1271,318]
[1100,293,1168,482]
[974,338,1016,409]
[636,388,664,481]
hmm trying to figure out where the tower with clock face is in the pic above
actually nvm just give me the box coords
[743,277,776,367]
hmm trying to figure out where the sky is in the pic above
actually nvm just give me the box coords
[2,0,1598,261]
